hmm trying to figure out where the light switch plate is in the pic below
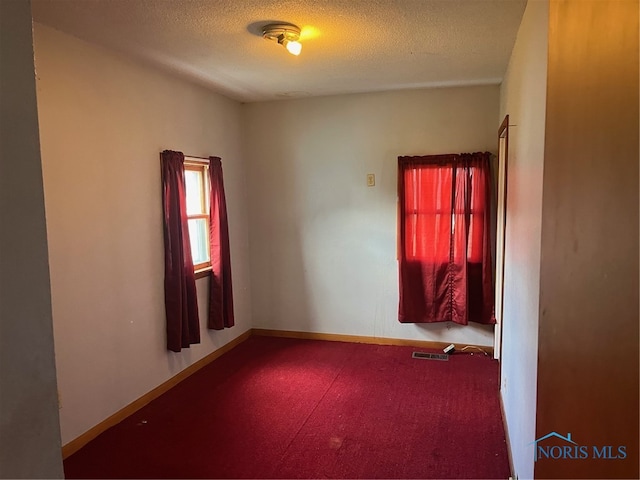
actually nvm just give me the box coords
[366,174,375,186]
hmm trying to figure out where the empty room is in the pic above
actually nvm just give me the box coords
[1,0,638,479]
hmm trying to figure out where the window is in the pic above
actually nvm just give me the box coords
[184,159,210,271]
[402,163,486,264]
[403,162,453,263]
[397,153,494,325]
[161,149,234,350]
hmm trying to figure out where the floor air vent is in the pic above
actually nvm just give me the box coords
[412,352,449,361]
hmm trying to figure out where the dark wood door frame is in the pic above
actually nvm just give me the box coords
[495,115,509,379]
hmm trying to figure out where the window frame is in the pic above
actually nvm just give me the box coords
[183,157,211,275]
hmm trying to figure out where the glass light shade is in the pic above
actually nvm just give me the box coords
[284,40,302,56]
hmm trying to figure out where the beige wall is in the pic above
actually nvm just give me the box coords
[497,1,548,478]
[243,86,499,347]
[536,1,639,477]
[33,24,252,445]
[0,1,64,478]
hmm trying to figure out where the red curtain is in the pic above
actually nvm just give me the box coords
[161,150,200,352]
[398,152,494,325]
[207,157,234,330]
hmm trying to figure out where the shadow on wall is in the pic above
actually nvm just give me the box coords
[248,121,313,333]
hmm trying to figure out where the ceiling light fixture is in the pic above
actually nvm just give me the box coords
[262,23,302,56]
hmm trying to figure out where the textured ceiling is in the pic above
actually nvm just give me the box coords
[31,0,527,102]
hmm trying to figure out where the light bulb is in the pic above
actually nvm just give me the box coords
[284,40,302,56]
[264,24,304,56]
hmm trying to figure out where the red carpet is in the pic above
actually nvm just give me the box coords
[63,336,510,479]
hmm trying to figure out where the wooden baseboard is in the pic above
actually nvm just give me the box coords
[499,389,515,478]
[251,328,494,355]
[61,329,252,459]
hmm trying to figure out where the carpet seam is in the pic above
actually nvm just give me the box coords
[270,343,357,476]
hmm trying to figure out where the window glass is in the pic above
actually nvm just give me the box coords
[185,169,204,215]
[188,218,209,265]
[184,162,210,269]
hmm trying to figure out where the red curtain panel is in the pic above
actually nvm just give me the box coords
[161,150,200,352]
[208,157,235,330]
[398,152,494,325]
[460,152,495,325]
